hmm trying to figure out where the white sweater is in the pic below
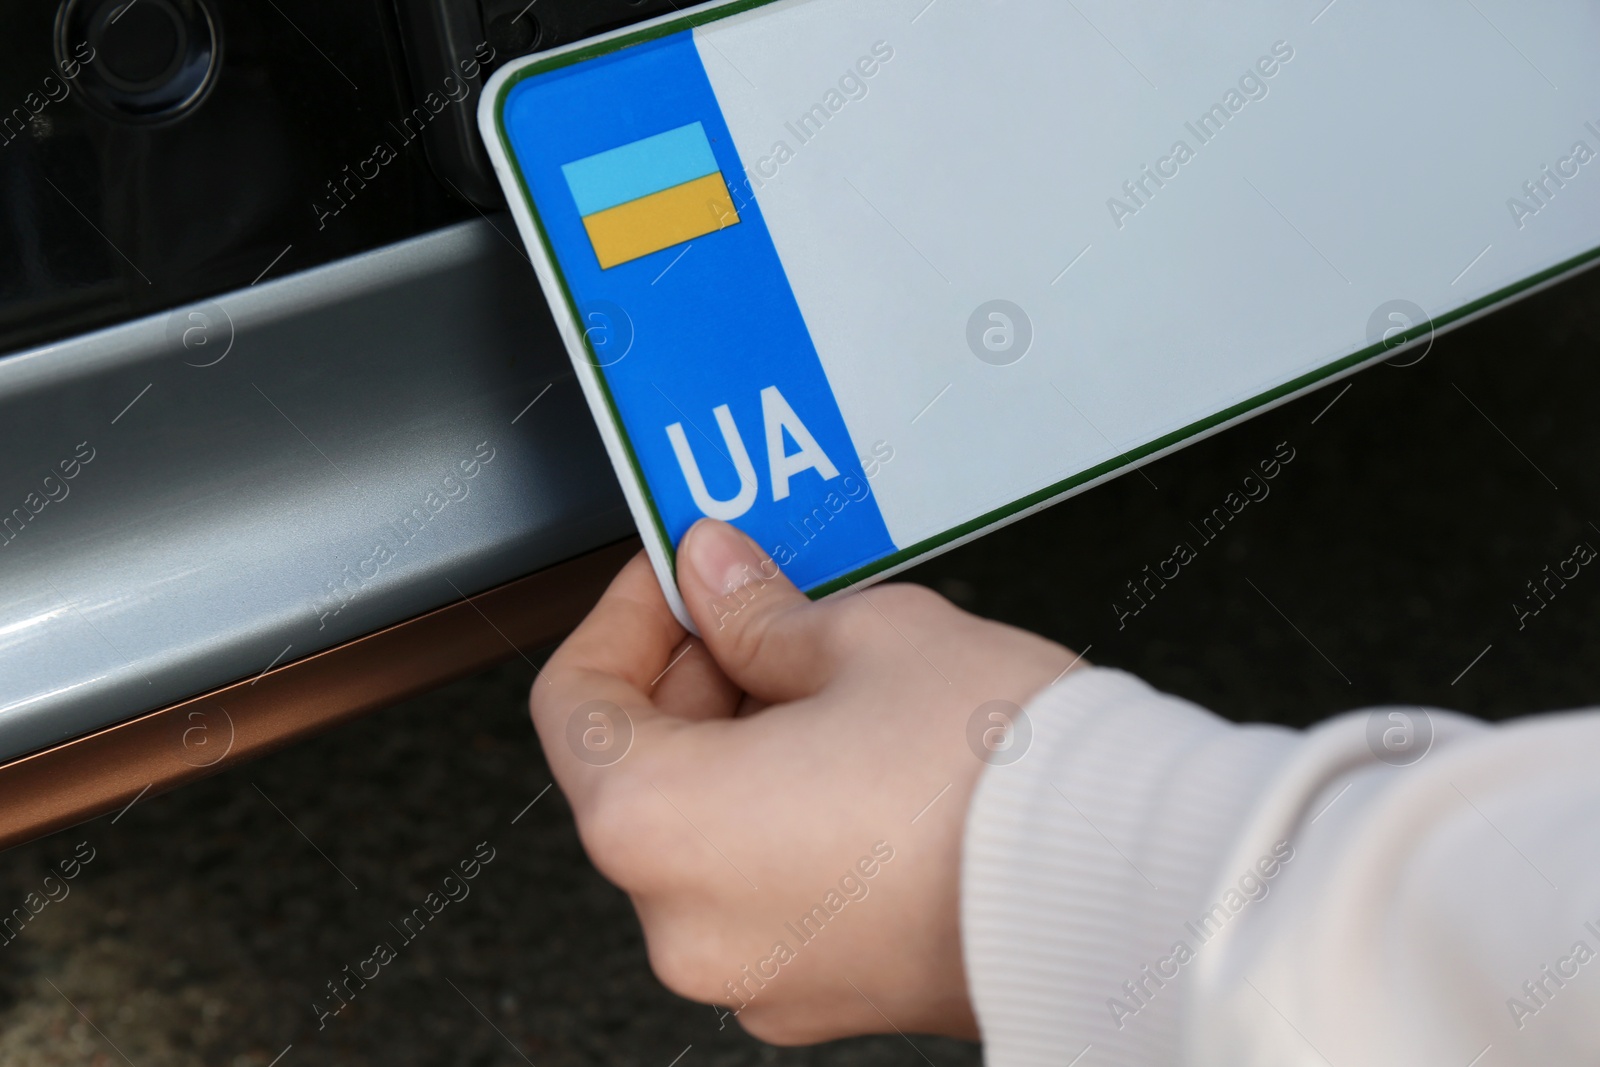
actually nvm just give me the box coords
[963,668,1600,1067]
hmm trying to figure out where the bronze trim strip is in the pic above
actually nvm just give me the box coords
[0,539,638,852]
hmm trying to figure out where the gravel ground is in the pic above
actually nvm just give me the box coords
[2,267,1597,1065]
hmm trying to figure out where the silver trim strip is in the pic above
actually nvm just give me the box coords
[0,219,630,760]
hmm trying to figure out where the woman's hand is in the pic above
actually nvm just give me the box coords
[530,519,1078,1044]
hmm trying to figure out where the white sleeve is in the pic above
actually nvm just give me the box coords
[961,667,1600,1067]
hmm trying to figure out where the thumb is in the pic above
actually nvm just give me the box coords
[676,519,833,702]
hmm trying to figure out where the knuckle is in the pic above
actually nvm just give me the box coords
[732,610,785,671]
[572,740,697,892]
[738,1007,815,1047]
[714,610,756,661]
[526,677,554,722]
[644,930,723,1003]
[875,582,948,616]
[711,593,796,678]
[574,773,660,888]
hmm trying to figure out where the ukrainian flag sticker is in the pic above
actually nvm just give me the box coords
[561,121,741,269]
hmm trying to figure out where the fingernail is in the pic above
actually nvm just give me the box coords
[682,519,771,596]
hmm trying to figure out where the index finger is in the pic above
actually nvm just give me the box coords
[544,551,686,694]
[532,553,685,781]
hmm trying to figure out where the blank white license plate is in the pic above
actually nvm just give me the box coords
[482,0,1600,624]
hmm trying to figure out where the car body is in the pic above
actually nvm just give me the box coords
[0,0,676,847]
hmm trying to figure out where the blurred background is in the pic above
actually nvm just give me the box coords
[0,265,1596,1066]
